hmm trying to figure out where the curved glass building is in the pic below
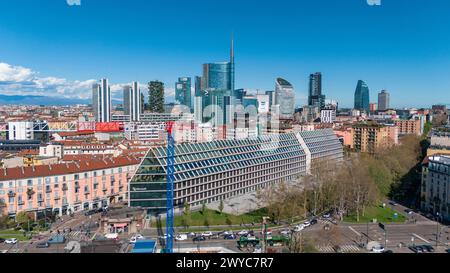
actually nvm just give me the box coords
[354,80,370,113]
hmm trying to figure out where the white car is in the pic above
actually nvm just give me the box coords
[158,234,168,239]
[237,230,249,236]
[280,229,291,236]
[372,246,385,253]
[201,231,213,237]
[303,221,311,228]
[222,231,233,236]
[105,233,119,240]
[5,238,17,244]
[294,225,305,232]
[175,234,188,241]
[129,234,144,244]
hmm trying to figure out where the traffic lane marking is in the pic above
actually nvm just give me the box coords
[412,233,431,244]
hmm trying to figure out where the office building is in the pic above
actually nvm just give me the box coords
[275,78,295,120]
[123,81,141,122]
[308,72,326,109]
[354,80,370,113]
[378,90,390,111]
[265,90,276,111]
[92,78,112,122]
[256,94,270,114]
[320,108,336,124]
[175,77,192,111]
[129,129,343,215]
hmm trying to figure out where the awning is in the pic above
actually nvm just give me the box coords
[113,223,128,228]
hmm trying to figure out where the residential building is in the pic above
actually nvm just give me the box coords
[8,121,34,140]
[421,155,450,222]
[321,108,336,124]
[369,103,378,112]
[351,123,392,154]
[129,129,343,215]
[123,81,141,122]
[0,156,140,217]
[427,131,450,156]
[148,81,165,113]
[92,78,112,122]
[394,118,423,136]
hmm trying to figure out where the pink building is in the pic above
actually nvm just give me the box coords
[0,156,140,217]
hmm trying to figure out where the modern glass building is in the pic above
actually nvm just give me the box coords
[129,129,343,215]
[175,77,192,111]
[123,81,141,122]
[92,78,111,122]
[308,72,326,110]
[275,78,295,120]
[354,80,370,113]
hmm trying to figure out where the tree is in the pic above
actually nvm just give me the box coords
[226,217,232,227]
[184,203,190,215]
[203,216,210,228]
[218,200,224,215]
[201,201,207,215]
[148,81,165,113]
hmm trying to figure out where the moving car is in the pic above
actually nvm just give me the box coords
[5,238,17,244]
[36,242,50,248]
[175,234,188,241]
[224,234,236,240]
[201,231,213,237]
[237,230,249,236]
[193,236,206,242]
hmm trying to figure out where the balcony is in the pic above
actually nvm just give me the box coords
[18,200,25,206]
[7,191,16,198]
[62,184,68,191]
[45,187,52,193]
[54,196,61,200]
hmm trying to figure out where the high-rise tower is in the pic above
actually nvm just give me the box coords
[308,72,326,110]
[124,81,141,121]
[378,90,390,111]
[92,78,111,122]
[354,80,370,113]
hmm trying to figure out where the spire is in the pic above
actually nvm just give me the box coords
[230,32,234,64]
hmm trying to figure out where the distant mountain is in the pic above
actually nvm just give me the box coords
[0,94,122,106]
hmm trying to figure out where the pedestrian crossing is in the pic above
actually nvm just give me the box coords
[66,231,90,241]
[317,244,361,253]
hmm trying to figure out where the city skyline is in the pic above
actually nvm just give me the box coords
[1,0,450,109]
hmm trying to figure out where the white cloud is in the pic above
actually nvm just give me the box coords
[0,62,176,102]
[66,0,81,6]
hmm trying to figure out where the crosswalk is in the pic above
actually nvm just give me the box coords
[317,244,361,253]
[65,231,90,241]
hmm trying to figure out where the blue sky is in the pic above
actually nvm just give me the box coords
[0,0,449,108]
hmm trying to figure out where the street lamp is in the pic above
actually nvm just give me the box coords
[435,212,440,248]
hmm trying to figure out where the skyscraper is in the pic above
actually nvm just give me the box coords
[175,77,192,110]
[123,81,141,121]
[265,90,276,111]
[354,80,370,113]
[378,90,390,111]
[194,76,203,122]
[92,78,111,122]
[308,72,326,109]
[275,78,295,120]
[148,81,165,113]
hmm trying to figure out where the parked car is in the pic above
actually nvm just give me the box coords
[323,213,331,219]
[303,221,311,228]
[294,224,305,232]
[105,233,119,240]
[389,201,397,206]
[409,245,424,253]
[383,250,394,253]
[372,246,385,253]
[84,210,97,216]
[224,234,236,240]
[0,238,5,243]
[222,231,233,236]
[175,234,188,241]
[129,234,144,244]
[237,230,249,236]
[405,209,414,215]
[193,236,206,242]
[187,232,196,238]
[280,229,291,236]
[446,248,450,253]
[420,245,435,253]
[36,242,50,248]
[5,238,17,244]
[310,219,318,225]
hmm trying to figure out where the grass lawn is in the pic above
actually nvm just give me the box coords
[0,229,33,241]
[155,208,269,228]
[343,205,407,223]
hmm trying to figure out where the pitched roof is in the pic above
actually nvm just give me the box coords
[0,155,140,181]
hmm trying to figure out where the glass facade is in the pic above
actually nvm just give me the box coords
[354,80,370,113]
[175,77,192,110]
[275,78,295,119]
[129,129,343,216]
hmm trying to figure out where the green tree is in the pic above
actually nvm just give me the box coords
[184,203,190,215]
[201,201,206,215]
[218,200,224,214]
[203,216,210,228]
[225,217,232,227]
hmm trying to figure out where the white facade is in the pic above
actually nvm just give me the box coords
[256,94,270,114]
[321,109,336,123]
[92,78,112,122]
[8,122,34,140]
[39,144,63,159]
[123,81,141,122]
[124,122,166,141]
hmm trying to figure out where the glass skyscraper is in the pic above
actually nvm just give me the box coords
[354,80,370,113]
[275,78,295,120]
[175,77,192,111]
[308,72,326,110]
[92,78,111,122]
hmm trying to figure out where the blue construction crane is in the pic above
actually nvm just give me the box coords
[165,121,175,253]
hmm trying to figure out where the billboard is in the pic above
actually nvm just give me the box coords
[77,122,123,132]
